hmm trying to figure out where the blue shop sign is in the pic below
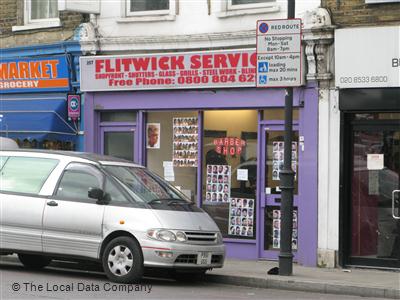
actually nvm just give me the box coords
[0,55,70,93]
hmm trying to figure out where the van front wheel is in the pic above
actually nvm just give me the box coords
[18,254,51,269]
[102,237,143,283]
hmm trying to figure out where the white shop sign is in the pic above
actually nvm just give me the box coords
[80,49,257,92]
[256,19,302,88]
[335,26,400,88]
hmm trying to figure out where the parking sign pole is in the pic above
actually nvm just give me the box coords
[279,0,295,276]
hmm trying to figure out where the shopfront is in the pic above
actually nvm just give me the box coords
[0,42,82,150]
[81,49,318,266]
[336,27,400,269]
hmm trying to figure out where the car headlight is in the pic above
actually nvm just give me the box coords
[147,229,179,242]
[175,231,187,242]
[157,230,176,242]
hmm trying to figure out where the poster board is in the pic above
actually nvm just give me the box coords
[228,197,255,237]
[272,209,298,250]
[205,165,231,203]
[272,141,297,181]
[172,117,198,167]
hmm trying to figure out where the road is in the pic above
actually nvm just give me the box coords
[0,260,384,300]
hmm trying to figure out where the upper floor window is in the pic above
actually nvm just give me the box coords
[29,0,58,22]
[13,0,60,31]
[127,0,170,16]
[219,0,278,18]
[228,0,275,10]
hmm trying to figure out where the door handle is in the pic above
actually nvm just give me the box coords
[392,190,400,220]
[47,201,58,207]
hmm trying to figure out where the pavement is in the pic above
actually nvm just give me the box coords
[206,259,400,299]
[1,255,399,299]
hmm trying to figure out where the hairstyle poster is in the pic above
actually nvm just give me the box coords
[228,197,255,237]
[173,117,198,167]
[146,123,160,149]
[205,165,231,203]
[272,141,297,181]
[272,209,298,250]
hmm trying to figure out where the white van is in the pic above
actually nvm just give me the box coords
[0,150,225,283]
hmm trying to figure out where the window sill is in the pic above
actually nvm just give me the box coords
[117,14,176,23]
[12,20,61,32]
[218,5,280,18]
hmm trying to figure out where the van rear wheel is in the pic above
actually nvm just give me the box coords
[102,236,143,283]
[18,254,51,269]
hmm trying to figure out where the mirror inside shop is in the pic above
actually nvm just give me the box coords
[146,110,258,239]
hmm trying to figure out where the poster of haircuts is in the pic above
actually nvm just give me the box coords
[228,198,255,237]
[173,117,198,167]
[272,209,298,250]
[272,141,297,181]
[205,165,231,203]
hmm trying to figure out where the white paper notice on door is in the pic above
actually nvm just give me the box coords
[163,161,175,181]
[367,154,384,170]
[237,169,248,181]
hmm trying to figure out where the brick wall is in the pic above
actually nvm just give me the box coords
[0,0,86,48]
[321,0,400,27]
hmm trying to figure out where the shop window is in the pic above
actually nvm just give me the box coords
[100,111,137,122]
[202,110,258,239]
[14,139,75,151]
[263,108,299,121]
[146,111,198,203]
[13,0,60,31]
[353,113,400,120]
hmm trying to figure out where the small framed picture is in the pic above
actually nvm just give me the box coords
[146,123,160,149]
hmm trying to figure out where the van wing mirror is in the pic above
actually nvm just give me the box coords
[88,187,105,201]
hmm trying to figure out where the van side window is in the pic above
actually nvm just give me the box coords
[56,163,103,202]
[104,178,130,204]
[0,157,59,194]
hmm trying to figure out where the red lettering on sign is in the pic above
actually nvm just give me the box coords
[171,56,185,69]
[132,57,151,71]
[227,54,241,68]
[190,55,201,69]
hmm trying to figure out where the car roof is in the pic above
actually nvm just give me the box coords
[0,149,143,167]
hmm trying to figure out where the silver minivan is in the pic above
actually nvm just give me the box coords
[0,150,225,283]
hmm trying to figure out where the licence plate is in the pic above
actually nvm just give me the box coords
[197,252,211,265]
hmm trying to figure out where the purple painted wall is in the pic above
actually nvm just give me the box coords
[83,85,318,266]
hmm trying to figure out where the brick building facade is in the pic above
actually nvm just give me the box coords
[0,0,86,48]
[321,0,400,27]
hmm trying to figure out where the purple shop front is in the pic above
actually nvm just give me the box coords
[81,50,318,266]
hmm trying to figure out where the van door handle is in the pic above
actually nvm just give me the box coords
[47,201,58,207]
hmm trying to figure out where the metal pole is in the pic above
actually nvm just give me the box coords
[279,0,295,276]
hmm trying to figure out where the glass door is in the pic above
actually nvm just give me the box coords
[347,116,400,268]
[260,124,299,259]
[100,126,136,162]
